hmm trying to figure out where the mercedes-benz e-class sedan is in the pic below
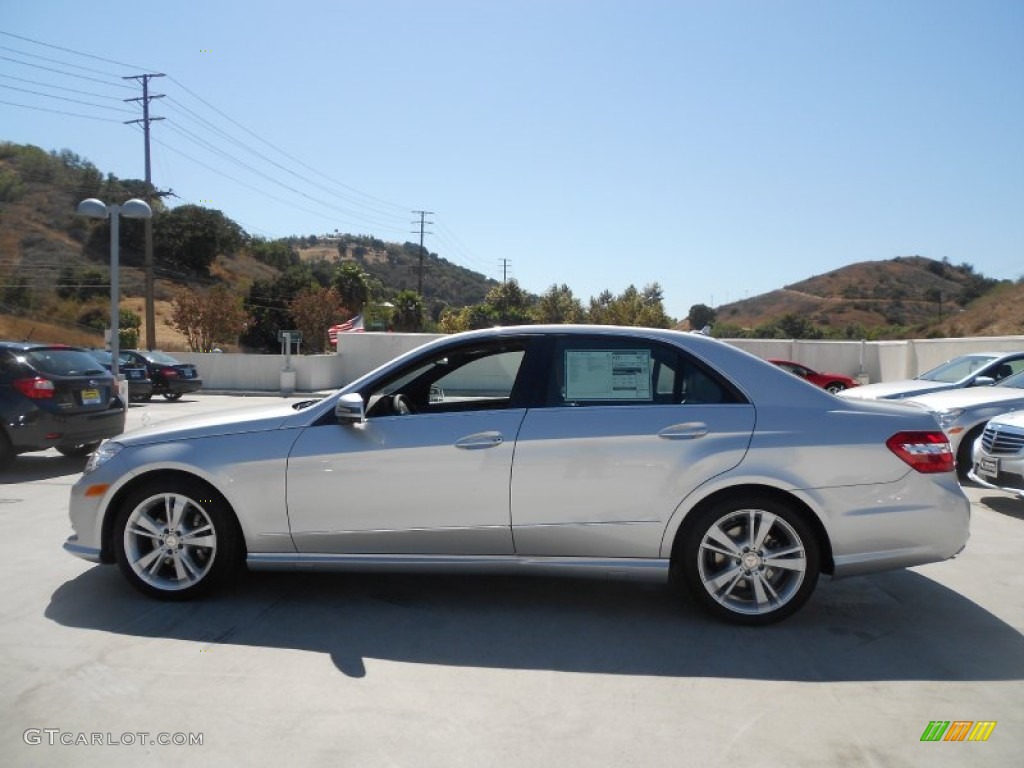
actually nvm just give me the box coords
[65,326,969,625]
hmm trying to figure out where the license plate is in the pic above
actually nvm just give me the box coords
[81,388,101,405]
[979,456,999,478]
[182,369,193,378]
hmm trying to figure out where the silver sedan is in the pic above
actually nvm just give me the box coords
[65,326,970,625]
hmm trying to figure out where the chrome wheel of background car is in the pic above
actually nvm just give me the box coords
[825,382,847,393]
[56,441,101,458]
[114,480,239,599]
[681,496,820,625]
[163,392,183,401]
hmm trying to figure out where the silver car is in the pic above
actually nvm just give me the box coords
[65,326,970,625]
[970,410,1024,498]
[904,370,1024,480]
[839,351,1024,401]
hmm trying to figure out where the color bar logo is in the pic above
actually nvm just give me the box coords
[921,721,997,742]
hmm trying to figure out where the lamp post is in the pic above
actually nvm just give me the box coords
[76,198,152,376]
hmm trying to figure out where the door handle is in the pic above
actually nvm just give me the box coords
[455,431,504,450]
[658,422,709,440]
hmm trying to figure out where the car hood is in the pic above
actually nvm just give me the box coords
[116,401,315,447]
[988,409,1024,429]
[838,380,949,400]
[906,386,1024,412]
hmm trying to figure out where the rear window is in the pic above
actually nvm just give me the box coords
[24,349,108,376]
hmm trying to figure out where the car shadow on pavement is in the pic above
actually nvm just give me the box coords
[46,566,1024,682]
[979,494,1024,520]
[1,454,86,484]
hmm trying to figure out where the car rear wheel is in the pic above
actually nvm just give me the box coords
[679,495,820,625]
[114,479,241,600]
[163,392,183,401]
[0,432,14,470]
[956,425,984,483]
[56,442,101,458]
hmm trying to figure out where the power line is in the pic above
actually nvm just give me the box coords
[0,43,130,79]
[0,98,123,122]
[0,72,128,100]
[412,210,434,295]
[0,82,137,113]
[0,29,152,71]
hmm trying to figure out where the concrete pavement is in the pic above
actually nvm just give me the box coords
[1,393,1021,767]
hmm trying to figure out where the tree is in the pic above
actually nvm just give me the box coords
[168,285,250,352]
[587,283,672,328]
[288,286,344,354]
[687,303,717,331]
[483,279,532,325]
[391,290,425,332]
[333,262,371,314]
[533,284,585,324]
[119,308,141,349]
[153,205,245,275]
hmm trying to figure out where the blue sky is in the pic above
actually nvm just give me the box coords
[2,1,1022,320]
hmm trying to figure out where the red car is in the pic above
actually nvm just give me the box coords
[768,359,860,394]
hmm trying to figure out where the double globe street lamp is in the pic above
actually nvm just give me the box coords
[75,198,152,377]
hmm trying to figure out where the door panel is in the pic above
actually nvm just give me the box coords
[511,404,755,557]
[287,410,526,554]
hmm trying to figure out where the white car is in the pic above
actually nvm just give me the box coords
[839,352,1024,401]
[65,326,970,625]
[904,370,1024,480]
[970,410,1024,498]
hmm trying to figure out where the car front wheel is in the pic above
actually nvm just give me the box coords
[825,382,847,393]
[114,479,241,600]
[678,495,820,625]
[57,442,101,457]
[163,392,183,401]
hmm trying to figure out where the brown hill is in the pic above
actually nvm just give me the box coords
[710,256,1017,337]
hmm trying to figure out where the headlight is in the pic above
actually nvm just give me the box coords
[936,409,964,430]
[84,441,124,474]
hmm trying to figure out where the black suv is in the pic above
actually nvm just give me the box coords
[121,350,202,401]
[0,342,127,468]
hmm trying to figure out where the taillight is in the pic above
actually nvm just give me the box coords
[161,367,179,378]
[13,376,56,399]
[886,431,954,474]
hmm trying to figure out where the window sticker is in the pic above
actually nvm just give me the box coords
[564,349,653,401]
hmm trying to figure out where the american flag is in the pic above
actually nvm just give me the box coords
[329,314,364,344]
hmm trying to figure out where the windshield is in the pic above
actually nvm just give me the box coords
[144,350,182,365]
[26,348,107,376]
[918,355,997,383]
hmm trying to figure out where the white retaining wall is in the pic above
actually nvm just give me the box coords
[172,333,1024,394]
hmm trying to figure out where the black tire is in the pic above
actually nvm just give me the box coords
[677,494,820,625]
[163,392,183,401]
[0,431,15,471]
[137,393,153,402]
[56,441,101,458]
[113,478,242,600]
[956,426,984,483]
[824,382,847,394]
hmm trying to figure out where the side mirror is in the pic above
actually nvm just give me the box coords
[972,376,996,387]
[335,392,365,424]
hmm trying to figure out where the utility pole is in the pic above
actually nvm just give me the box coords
[124,73,165,350]
[412,210,434,296]
[499,258,511,284]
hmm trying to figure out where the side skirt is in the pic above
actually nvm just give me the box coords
[247,553,671,584]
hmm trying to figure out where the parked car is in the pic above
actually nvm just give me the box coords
[65,326,969,625]
[767,359,860,393]
[904,370,1024,480]
[839,351,1024,401]
[120,350,202,401]
[0,342,126,468]
[86,349,154,402]
[970,410,1024,498]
